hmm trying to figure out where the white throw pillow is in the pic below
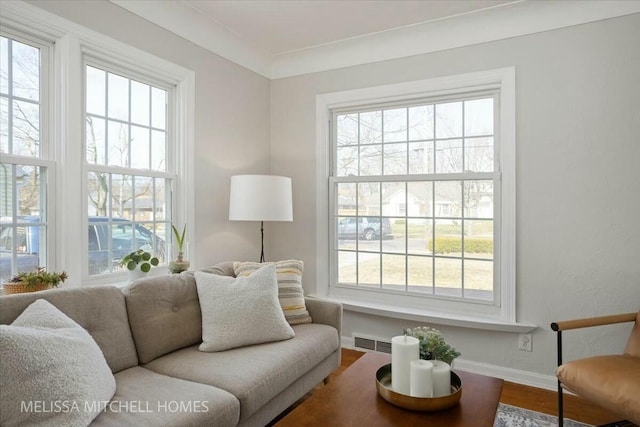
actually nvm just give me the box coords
[195,264,295,352]
[0,299,116,427]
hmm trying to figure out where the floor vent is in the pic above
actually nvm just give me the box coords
[353,335,391,354]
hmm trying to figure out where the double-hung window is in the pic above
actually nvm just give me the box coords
[323,69,515,323]
[0,32,52,282]
[84,62,172,276]
[1,1,194,286]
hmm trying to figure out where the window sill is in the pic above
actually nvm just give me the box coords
[311,295,536,333]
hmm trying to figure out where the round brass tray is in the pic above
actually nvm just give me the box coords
[375,363,462,411]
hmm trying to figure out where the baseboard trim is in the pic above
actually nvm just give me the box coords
[341,336,557,391]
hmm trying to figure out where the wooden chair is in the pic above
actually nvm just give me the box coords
[551,311,640,427]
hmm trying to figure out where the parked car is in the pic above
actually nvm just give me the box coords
[0,216,164,279]
[337,216,393,240]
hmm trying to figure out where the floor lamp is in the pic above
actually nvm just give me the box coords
[229,175,293,263]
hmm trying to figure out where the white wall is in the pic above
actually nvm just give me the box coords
[270,14,640,380]
[27,0,272,266]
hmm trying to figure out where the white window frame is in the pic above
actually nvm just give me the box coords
[316,68,520,329]
[1,2,195,286]
[0,28,55,279]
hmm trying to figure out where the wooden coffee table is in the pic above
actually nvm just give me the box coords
[276,352,504,427]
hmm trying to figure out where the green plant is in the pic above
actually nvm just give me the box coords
[403,326,461,365]
[8,267,68,289]
[121,249,159,273]
[171,224,186,262]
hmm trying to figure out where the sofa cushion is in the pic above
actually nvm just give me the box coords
[195,266,294,352]
[1,299,116,427]
[0,285,137,373]
[125,272,202,364]
[234,260,312,325]
[557,354,640,424]
[144,323,339,422]
[91,367,239,427]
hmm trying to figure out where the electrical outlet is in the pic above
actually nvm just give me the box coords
[518,333,532,352]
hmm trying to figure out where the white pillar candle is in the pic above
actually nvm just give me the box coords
[391,335,419,395]
[432,360,451,397]
[410,359,434,397]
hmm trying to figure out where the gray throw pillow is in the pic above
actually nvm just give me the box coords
[0,299,116,427]
[195,264,295,352]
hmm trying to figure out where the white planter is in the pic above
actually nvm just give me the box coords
[128,269,147,283]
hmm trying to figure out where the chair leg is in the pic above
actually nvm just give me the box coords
[557,380,564,427]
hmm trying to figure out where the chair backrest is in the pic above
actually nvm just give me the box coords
[624,311,640,357]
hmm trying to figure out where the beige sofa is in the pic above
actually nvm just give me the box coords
[0,262,342,426]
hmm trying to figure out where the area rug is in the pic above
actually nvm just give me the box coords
[494,403,592,427]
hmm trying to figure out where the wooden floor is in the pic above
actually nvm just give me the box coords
[322,349,623,426]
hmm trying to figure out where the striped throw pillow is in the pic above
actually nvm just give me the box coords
[234,260,312,325]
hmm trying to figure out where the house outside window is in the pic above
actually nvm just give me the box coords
[320,68,516,322]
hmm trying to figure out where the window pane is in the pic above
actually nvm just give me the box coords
[88,172,109,216]
[131,125,150,170]
[465,137,494,172]
[338,251,356,284]
[359,145,382,176]
[107,120,129,167]
[12,39,40,101]
[110,174,131,218]
[108,73,129,121]
[133,176,153,221]
[407,218,430,255]
[408,141,434,174]
[337,182,356,215]
[151,130,166,172]
[383,108,406,143]
[464,180,493,219]
[435,101,462,139]
[408,255,433,292]
[131,81,150,126]
[359,111,381,145]
[358,182,380,217]
[151,87,166,129]
[435,181,461,218]
[464,98,493,136]
[383,218,404,254]
[464,259,493,301]
[154,178,168,221]
[408,105,434,141]
[12,99,40,157]
[0,163,46,281]
[86,66,106,116]
[358,252,380,287]
[336,146,358,177]
[435,257,461,297]
[382,254,405,290]
[337,114,358,146]
[464,220,493,260]
[435,139,462,173]
[383,143,407,175]
[407,182,433,217]
[434,219,461,256]
[86,116,106,165]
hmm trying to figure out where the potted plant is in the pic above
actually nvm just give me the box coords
[121,248,159,281]
[168,224,190,274]
[403,326,461,365]
[3,267,68,295]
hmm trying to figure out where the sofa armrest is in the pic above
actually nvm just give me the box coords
[305,297,342,338]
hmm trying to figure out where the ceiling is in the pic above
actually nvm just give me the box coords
[111,0,640,79]
[182,0,515,56]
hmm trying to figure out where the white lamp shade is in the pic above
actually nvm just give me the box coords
[229,175,293,222]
